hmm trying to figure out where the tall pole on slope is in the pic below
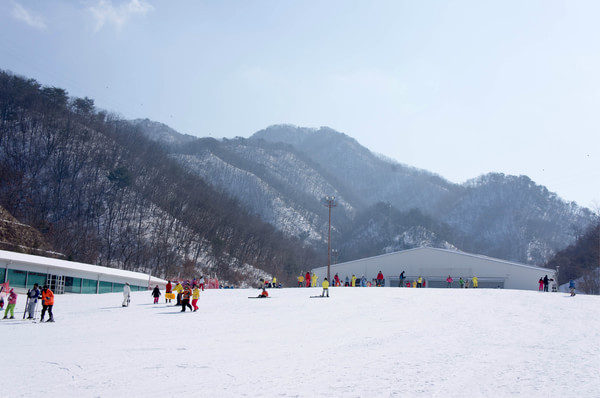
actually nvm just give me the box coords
[324,196,336,283]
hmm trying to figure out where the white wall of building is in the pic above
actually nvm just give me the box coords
[311,247,556,291]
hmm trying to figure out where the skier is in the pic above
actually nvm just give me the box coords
[569,279,576,296]
[334,273,341,287]
[459,277,464,288]
[165,280,173,303]
[199,275,205,291]
[538,278,544,291]
[151,285,161,304]
[376,271,384,287]
[180,283,193,312]
[360,275,367,287]
[446,275,453,288]
[345,276,350,286]
[399,271,405,287]
[122,282,131,307]
[26,283,41,319]
[351,274,356,287]
[472,276,479,288]
[257,287,269,298]
[417,276,423,288]
[297,274,304,287]
[173,281,183,305]
[40,285,54,322]
[311,273,318,287]
[543,275,550,292]
[192,284,200,311]
[305,271,311,288]
[321,278,329,297]
[2,289,17,319]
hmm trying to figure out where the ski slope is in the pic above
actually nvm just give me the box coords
[3,286,599,397]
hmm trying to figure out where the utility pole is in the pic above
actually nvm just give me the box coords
[324,196,336,283]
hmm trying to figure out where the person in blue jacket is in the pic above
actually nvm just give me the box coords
[26,283,41,319]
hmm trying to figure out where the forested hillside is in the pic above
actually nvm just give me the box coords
[145,122,593,267]
[545,221,599,294]
[0,70,317,285]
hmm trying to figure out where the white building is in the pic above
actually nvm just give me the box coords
[0,250,167,294]
[312,247,556,290]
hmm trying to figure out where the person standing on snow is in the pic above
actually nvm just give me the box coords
[351,274,357,287]
[305,271,311,288]
[173,281,183,305]
[446,275,453,288]
[376,271,384,287]
[40,285,54,322]
[321,278,330,297]
[122,282,131,307]
[472,276,478,288]
[191,284,200,311]
[165,280,173,303]
[297,274,304,287]
[311,273,318,287]
[399,271,405,287]
[151,285,161,304]
[2,289,17,319]
[538,277,544,291]
[26,283,41,319]
[199,276,205,291]
[334,273,341,287]
[543,275,550,292]
[180,283,193,312]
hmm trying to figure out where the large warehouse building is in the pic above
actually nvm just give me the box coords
[0,250,167,294]
[312,247,556,291]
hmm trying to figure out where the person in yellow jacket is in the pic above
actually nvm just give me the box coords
[417,276,423,288]
[351,274,356,287]
[472,276,478,288]
[191,285,200,312]
[321,278,330,297]
[272,277,277,287]
[311,273,318,287]
[412,280,417,288]
[297,274,304,287]
[174,282,183,306]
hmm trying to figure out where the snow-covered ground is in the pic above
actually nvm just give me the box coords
[3,286,599,398]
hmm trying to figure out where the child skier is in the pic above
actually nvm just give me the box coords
[321,278,329,297]
[151,285,161,304]
[2,289,17,319]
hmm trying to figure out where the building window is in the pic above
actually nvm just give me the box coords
[99,281,112,294]
[6,269,27,288]
[27,272,46,289]
[81,278,97,294]
[65,277,82,293]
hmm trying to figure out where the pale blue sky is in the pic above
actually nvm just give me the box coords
[1,0,598,208]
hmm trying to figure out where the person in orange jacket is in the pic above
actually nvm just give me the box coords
[40,285,55,323]
[180,283,193,312]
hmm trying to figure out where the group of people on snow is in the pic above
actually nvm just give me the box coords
[538,275,557,292]
[1,284,55,322]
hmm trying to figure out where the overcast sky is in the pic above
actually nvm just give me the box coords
[1,0,598,209]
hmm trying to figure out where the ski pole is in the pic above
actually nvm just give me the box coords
[23,292,30,319]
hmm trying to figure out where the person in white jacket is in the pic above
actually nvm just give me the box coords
[122,283,131,307]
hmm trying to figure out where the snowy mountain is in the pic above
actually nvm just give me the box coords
[137,122,593,266]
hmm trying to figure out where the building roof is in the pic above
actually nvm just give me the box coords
[0,250,166,285]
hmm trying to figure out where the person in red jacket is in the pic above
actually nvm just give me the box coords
[305,272,311,288]
[376,271,384,287]
[165,280,173,303]
[334,273,340,287]
[40,285,55,322]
